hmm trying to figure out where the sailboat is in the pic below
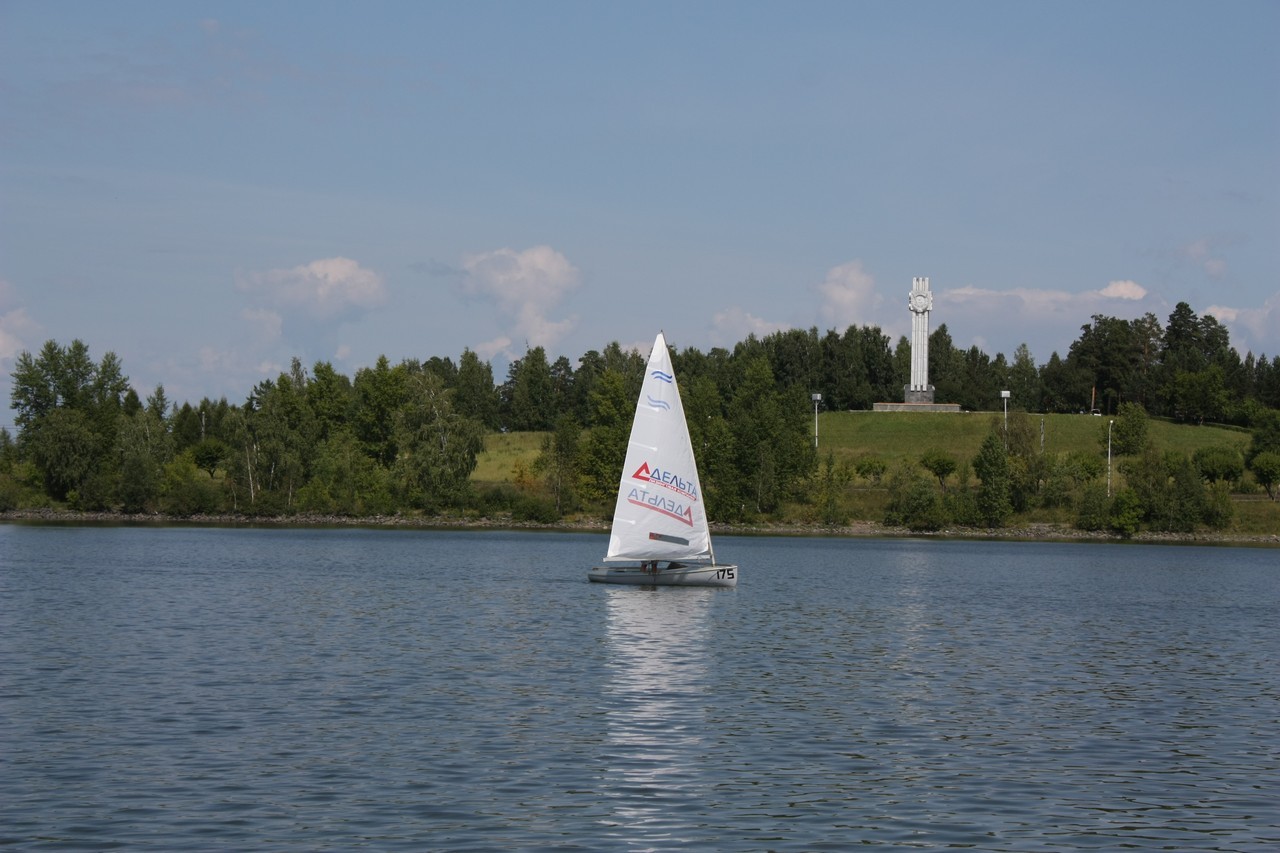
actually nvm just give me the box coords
[588,332,738,587]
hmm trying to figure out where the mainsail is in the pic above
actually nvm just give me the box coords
[603,332,713,564]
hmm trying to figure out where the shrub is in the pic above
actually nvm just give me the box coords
[1075,483,1109,531]
[885,465,947,531]
[854,454,887,485]
[1193,445,1243,485]
[1108,490,1142,538]
[512,495,560,524]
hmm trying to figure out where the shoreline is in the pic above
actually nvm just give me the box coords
[3,509,1277,547]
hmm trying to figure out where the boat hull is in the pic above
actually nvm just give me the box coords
[588,564,738,588]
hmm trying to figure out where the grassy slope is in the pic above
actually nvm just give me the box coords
[472,431,545,484]
[472,412,1276,533]
[475,413,1252,484]
[818,411,1250,467]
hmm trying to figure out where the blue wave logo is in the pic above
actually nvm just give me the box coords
[646,395,671,410]
[650,370,673,383]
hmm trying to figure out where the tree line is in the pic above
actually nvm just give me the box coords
[3,300,1278,533]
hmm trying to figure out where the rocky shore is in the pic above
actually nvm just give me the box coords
[3,508,1276,547]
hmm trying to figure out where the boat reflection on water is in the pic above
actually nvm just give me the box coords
[599,587,717,840]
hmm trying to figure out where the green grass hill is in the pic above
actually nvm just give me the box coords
[473,412,1277,536]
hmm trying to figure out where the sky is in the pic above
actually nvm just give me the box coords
[2,0,1277,423]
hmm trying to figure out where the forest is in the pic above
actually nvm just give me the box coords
[4,301,1279,536]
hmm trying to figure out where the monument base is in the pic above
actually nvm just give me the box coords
[873,401,962,413]
[903,385,935,404]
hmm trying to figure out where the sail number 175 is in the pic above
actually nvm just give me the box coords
[716,567,735,580]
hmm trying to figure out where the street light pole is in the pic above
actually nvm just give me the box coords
[811,394,822,449]
[1001,390,1010,447]
[1108,419,1114,498]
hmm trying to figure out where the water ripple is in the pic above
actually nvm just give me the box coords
[1,527,1277,850]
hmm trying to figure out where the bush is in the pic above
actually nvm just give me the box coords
[1110,402,1150,455]
[1202,481,1234,530]
[1194,445,1244,485]
[1075,483,1109,531]
[1108,490,1142,538]
[854,454,887,485]
[0,474,19,511]
[160,459,222,516]
[512,495,560,524]
[473,484,520,515]
[885,466,947,531]
[1249,451,1280,500]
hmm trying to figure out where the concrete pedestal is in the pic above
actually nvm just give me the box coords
[873,401,962,413]
[903,385,935,404]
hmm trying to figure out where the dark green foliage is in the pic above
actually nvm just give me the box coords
[502,346,556,431]
[1117,446,1238,532]
[944,474,980,526]
[1246,409,1280,465]
[1075,483,1110,531]
[1193,445,1243,485]
[884,465,947,531]
[351,356,406,466]
[854,454,887,485]
[1165,456,1207,533]
[296,429,393,516]
[191,439,226,478]
[10,340,131,504]
[535,414,581,514]
[512,495,560,524]
[972,433,1012,527]
[455,349,499,429]
[160,458,222,516]
[1108,490,1143,537]
[576,369,634,507]
[116,410,173,512]
[812,451,852,525]
[1201,482,1234,530]
[26,408,96,501]
[1044,451,1102,510]
[919,448,957,491]
[392,372,485,511]
[1249,451,1280,500]
[6,323,1277,526]
[727,355,815,514]
[1109,402,1150,456]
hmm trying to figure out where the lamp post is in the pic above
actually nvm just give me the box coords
[811,393,822,449]
[1107,419,1114,498]
[1001,390,1010,447]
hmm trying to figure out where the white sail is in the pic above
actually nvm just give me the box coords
[603,332,712,564]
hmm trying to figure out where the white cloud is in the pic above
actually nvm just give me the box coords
[0,279,42,362]
[710,306,790,346]
[1180,238,1229,279]
[474,335,514,361]
[461,245,580,354]
[948,278,1151,316]
[1099,280,1147,300]
[238,257,386,321]
[0,308,38,362]
[1206,291,1280,355]
[818,260,880,327]
[240,307,283,344]
[935,279,1164,357]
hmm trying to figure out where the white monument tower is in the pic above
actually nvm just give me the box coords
[905,276,934,404]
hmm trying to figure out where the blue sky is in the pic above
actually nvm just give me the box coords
[2,1,1277,420]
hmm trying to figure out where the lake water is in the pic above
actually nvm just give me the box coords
[1,525,1277,851]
